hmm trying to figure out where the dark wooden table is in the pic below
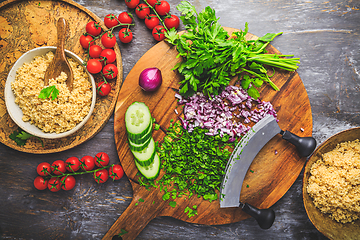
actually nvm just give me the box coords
[1,0,359,239]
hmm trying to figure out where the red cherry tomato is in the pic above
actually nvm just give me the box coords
[93,169,109,184]
[86,21,102,36]
[51,160,66,175]
[145,14,160,29]
[109,164,124,181]
[80,35,94,49]
[48,177,61,192]
[89,45,103,58]
[152,25,167,41]
[65,156,81,172]
[101,32,117,48]
[104,13,119,28]
[102,64,118,80]
[125,0,139,8]
[155,1,170,16]
[118,12,133,25]
[80,155,95,171]
[164,14,180,30]
[34,176,48,190]
[100,48,116,64]
[118,28,133,43]
[86,59,103,74]
[61,175,76,191]
[147,0,158,7]
[95,152,110,167]
[97,81,111,96]
[37,162,52,176]
[135,3,150,19]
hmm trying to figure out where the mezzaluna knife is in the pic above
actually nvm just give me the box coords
[220,114,316,229]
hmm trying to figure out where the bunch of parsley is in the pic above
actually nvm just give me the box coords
[166,1,300,99]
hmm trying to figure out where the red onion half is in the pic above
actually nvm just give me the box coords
[139,67,162,91]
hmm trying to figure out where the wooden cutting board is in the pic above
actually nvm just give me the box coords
[108,27,313,239]
[0,0,123,153]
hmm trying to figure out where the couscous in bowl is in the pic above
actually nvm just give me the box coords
[5,46,96,139]
[303,127,360,240]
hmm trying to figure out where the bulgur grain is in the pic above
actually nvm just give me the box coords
[307,139,360,223]
[11,51,92,134]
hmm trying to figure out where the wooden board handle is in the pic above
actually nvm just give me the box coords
[102,180,165,240]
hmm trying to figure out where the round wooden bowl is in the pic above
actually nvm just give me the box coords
[303,127,360,240]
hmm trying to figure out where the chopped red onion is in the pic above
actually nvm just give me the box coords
[175,85,278,140]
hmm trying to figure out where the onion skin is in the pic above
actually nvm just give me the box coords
[139,67,162,92]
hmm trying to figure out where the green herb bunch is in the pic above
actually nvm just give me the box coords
[165,1,300,99]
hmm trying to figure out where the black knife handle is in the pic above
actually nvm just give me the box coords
[280,130,317,157]
[240,202,275,229]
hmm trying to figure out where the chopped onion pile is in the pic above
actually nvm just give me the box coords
[175,85,277,142]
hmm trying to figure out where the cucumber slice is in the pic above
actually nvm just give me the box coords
[135,152,161,180]
[131,137,156,167]
[125,102,152,140]
[128,134,152,151]
[127,119,153,144]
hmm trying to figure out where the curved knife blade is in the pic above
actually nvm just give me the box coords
[220,115,280,208]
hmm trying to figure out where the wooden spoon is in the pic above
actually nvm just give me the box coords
[44,17,73,91]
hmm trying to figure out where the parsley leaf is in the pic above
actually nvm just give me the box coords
[9,128,44,147]
[38,85,59,100]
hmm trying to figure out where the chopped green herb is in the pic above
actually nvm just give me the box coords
[246,184,249,188]
[38,85,59,100]
[154,123,160,130]
[250,170,254,173]
[184,205,198,218]
[169,201,177,208]
[118,229,128,236]
[138,198,144,202]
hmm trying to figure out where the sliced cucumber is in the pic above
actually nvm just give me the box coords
[135,152,161,180]
[125,102,152,140]
[131,137,156,167]
[127,119,153,144]
[128,134,152,151]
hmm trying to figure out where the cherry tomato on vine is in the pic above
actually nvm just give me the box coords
[34,176,48,190]
[118,12,133,25]
[86,21,102,36]
[152,25,167,41]
[80,155,95,171]
[155,1,170,16]
[86,59,103,74]
[95,152,110,167]
[145,14,160,29]
[102,64,118,80]
[135,3,150,19]
[80,35,94,49]
[118,28,133,43]
[89,45,103,58]
[164,14,180,30]
[93,169,109,184]
[61,175,76,191]
[109,164,124,181]
[97,81,111,96]
[147,0,158,7]
[101,32,117,48]
[48,177,61,192]
[37,162,52,176]
[104,13,119,28]
[125,0,139,9]
[65,157,81,172]
[100,48,116,64]
[51,160,66,175]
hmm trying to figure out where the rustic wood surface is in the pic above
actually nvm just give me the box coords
[107,28,313,239]
[0,0,123,153]
[1,0,360,239]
